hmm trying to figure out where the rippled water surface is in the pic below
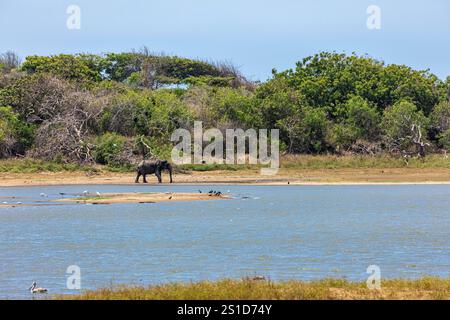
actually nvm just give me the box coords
[1,184,449,299]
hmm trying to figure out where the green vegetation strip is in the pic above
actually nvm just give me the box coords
[1,155,450,174]
[55,277,450,300]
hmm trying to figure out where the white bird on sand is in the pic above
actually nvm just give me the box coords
[96,192,101,196]
[40,193,47,197]
[82,190,89,196]
[29,282,47,294]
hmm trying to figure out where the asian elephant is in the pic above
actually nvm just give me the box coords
[135,160,173,183]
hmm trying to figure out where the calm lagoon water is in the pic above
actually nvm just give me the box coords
[1,184,449,299]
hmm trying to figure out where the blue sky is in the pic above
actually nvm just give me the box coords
[1,0,449,81]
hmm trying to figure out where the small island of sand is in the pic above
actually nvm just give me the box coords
[55,192,229,205]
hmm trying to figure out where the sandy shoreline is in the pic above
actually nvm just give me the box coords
[2,168,450,187]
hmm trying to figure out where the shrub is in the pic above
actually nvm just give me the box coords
[440,129,450,151]
[430,101,450,148]
[381,100,429,153]
[277,106,330,153]
[93,133,127,165]
[0,106,34,157]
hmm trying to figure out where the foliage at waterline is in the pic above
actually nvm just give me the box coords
[1,50,450,167]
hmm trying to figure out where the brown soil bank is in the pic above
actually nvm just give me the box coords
[56,192,228,205]
[2,168,450,187]
[55,277,450,300]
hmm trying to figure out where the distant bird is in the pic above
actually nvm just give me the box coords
[198,190,202,193]
[252,276,266,281]
[29,282,47,294]
[2,201,7,204]
[59,192,66,198]
[287,181,290,185]
[96,192,101,197]
[168,196,173,200]
[208,190,214,194]
[82,190,89,196]
[40,193,47,197]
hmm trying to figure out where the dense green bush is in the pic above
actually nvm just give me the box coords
[100,89,192,137]
[430,101,450,148]
[0,106,34,157]
[440,129,450,151]
[21,54,102,83]
[93,133,127,165]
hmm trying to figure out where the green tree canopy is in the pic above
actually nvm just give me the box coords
[270,52,444,116]
[21,54,102,83]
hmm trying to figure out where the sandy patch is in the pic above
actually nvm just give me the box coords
[55,192,229,205]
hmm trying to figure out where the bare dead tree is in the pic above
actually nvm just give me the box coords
[349,140,382,156]
[411,124,430,158]
[0,133,18,158]
[30,114,92,162]
[279,116,301,154]
[27,83,110,163]
[0,51,21,72]
[0,69,25,89]
[134,46,166,89]
[210,59,255,90]
[136,135,158,161]
[8,75,74,124]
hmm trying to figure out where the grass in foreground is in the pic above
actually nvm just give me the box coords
[55,277,450,300]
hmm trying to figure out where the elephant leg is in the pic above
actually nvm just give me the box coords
[135,171,141,183]
[143,174,148,183]
[155,170,162,183]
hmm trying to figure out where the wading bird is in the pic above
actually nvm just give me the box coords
[29,282,47,294]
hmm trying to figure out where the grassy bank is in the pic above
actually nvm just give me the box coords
[0,159,98,173]
[281,154,450,169]
[1,155,450,174]
[55,277,450,300]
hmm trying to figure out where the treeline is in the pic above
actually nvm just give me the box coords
[0,50,449,166]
